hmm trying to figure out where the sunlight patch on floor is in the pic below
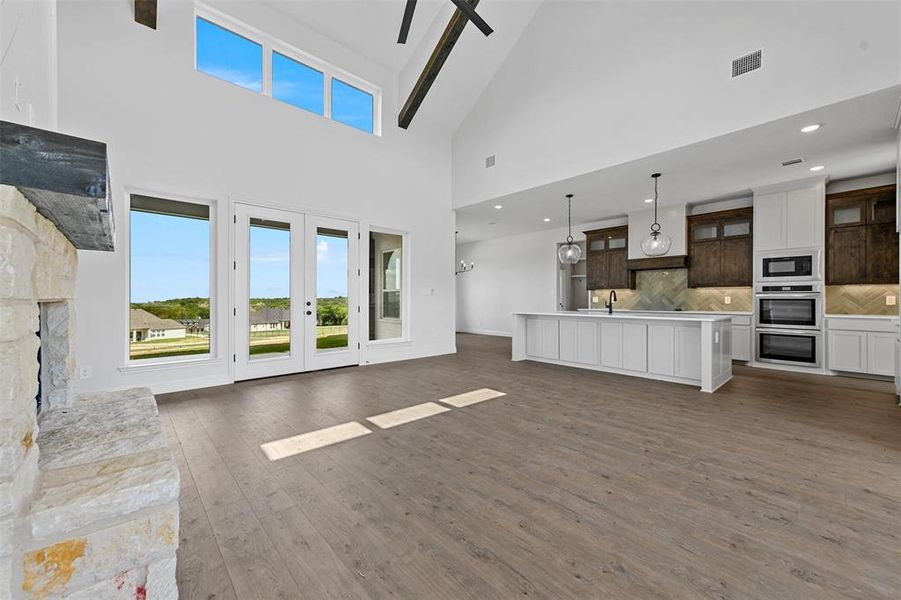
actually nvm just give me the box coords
[439,388,506,408]
[366,402,450,429]
[261,421,372,461]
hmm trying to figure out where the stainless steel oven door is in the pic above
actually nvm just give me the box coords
[756,294,820,329]
[756,329,821,368]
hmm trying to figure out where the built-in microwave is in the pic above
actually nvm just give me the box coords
[756,329,821,368]
[757,250,821,282]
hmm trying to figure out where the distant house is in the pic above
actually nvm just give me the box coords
[249,307,290,332]
[182,318,210,335]
[130,308,187,341]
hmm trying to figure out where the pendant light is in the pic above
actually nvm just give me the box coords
[558,193,582,264]
[640,173,672,256]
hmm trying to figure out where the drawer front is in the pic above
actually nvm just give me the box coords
[828,317,896,333]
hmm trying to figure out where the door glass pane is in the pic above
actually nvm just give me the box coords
[369,232,403,341]
[723,220,750,237]
[692,223,718,240]
[272,51,324,115]
[589,239,605,251]
[249,219,290,358]
[832,206,861,225]
[608,236,626,249]
[316,228,349,350]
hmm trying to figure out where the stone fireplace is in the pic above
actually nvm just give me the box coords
[1,185,179,598]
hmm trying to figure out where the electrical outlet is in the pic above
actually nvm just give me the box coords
[79,366,93,380]
[724,295,732,305]
[886,295,896,306]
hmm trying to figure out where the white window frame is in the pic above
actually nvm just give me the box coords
[124,192,218,368]
[194,2,382,136]
[367,228,409,345]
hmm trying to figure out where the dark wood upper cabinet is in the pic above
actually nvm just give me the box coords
[584,226,634,290]
[687,207,753,288]
[826,185,898,285]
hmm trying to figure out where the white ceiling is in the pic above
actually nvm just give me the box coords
[455,85,901,243]
[259,0,447,72]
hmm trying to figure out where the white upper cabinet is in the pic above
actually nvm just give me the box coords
[753,192,785,251]
[753,180,825,252]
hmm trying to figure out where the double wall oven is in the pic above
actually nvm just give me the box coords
[754,249,823,368]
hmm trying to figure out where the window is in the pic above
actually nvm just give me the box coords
[194,6,381,134]
[129,196,211,361]
[272,52,323,115]
[196,17,262,92]
[332,79,374,134]
[369,231,404,341]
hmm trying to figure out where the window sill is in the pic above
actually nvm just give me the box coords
[119,356,223,374]
[367,338,412,347]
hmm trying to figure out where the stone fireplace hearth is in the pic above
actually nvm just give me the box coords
[1,185,179,599]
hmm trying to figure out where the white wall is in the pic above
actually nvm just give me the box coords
[452,0,901,208]
[825,171,896,194]
[627,206,687,259]
[58,1,456,394]
[0,0,57,129]
[456,217,623,336]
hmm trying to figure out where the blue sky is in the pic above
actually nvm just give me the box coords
[131,212,210,302]
[131,212,348,302]
[196,16,373,133]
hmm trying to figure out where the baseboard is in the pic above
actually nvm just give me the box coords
[456,328,512,338]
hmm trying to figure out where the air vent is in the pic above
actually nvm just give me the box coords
[485,155,496,168]
[781,158,804,167]
[732,49,762,77]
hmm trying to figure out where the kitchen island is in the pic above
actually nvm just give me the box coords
[512,311,733,392]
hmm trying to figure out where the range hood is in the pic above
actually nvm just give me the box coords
[0,121,114,251]
[627,255,689,271]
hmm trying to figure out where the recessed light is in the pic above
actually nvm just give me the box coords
[494,204,503,209]
[543,218,551,222]
[800,124,821,133]
[644,198,654,204]
[810,165,825,172]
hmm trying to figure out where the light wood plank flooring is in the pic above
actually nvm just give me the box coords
[159,333,901,599]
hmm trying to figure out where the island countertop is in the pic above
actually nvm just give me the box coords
[514,310,733,323]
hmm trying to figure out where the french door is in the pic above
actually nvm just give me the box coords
[233,204,359,380]
[304,215,360,371]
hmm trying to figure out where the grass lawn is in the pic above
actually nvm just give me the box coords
[130,347,210,360]
[250,342,290,355]
[317,334,348,349]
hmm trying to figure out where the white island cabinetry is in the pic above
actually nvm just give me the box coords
[512,311,732,392]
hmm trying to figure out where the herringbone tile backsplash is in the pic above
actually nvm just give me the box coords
[825,285,900,316]
[590,269,753,312]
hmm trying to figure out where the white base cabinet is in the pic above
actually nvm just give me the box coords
[827,317,898,377]
[513,312,733,393]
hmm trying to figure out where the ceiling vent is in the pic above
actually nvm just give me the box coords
[485,155,496,168]
[732,49,762,78]
[781,158,804,167]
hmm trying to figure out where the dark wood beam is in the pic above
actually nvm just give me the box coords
[449,0,493,36]
[135,0,158,29]
[398,0,480,130]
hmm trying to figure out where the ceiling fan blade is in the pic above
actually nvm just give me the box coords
[397,0,417,44]
[449,0,493,37]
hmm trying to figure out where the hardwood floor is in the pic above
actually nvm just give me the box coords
[158,334,901,599]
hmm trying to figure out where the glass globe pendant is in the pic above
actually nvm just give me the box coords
[641,173,672,257]
[558,193,582,264]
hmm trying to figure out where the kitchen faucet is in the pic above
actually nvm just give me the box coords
[605,290,617,314]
